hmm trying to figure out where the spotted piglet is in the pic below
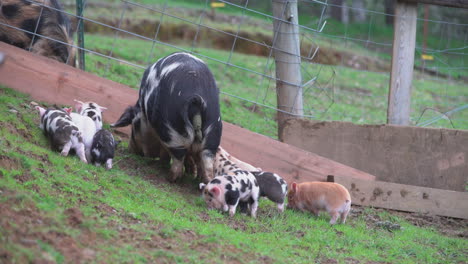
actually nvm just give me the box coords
[251,171,288,212]
[74,100,107,131]
[36,106,87,163]
[199,172,260,218]
[287,182,351,225]
[64,108,97,163]
[90,130,119,170]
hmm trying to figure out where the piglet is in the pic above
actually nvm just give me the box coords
[90,129,119,169]
[199,172,260,218]
[287,182,351,225]
[74,100,107,131]
[64,108,97,162]
[36,106,87,163]
[252,171,288,212]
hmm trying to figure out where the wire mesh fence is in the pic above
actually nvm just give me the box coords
[0,0,466,138]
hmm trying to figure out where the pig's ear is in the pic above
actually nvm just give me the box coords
[35,106,46,117]
[74,99,84,112]
[63,107,72,115]
[99,105,108,112]
[291,182,298,192]
[199,183,206,190]
[210,186,221,197]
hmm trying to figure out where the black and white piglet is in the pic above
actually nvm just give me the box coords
[36,106,87,163]
[199,172,260,218]
[251,171,288,212]
[74,100,107,131]
[90,129,119,170]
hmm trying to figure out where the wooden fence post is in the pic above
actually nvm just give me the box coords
[272,0,303,140]
[387,0,418,125]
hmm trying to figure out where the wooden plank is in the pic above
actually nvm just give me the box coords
[387,1,417,125]
[221,122,376,182]
[401,0,468,9]
[0,42,376,183]
[335,176,468,219]
[281,119,468,192]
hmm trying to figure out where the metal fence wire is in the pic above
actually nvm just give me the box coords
[0,0,466,137]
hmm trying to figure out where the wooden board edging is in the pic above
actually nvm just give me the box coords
[335,176,468,219]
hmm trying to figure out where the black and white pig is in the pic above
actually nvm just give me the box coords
[74,100,107,131]
[213,147,287,213]
[36,106,87,163]
[199,172,260,218]
[250,171,288,212]
[112,52,222,183]
[90,129,119,170]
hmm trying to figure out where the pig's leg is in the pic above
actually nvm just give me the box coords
[61,142,72,156]
[199,149,216,184]
[170,158,184,182]
[329,211,339,225]
[340,211,349,224]
[75,143,88,164]
[168,148,186,182]
[249,197,259,218]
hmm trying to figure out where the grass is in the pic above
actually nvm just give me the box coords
[1,87,467,263]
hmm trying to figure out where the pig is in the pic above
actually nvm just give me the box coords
[74,100,107,131]
[35,106,87,163]
[287,182,351,225]
[112,52,222,183]
[0,0,75,66]
[212,147,285,212]
[199,171,260,218]
[64,107,97,162]
[215,146,261,173]
[90,129,119,170]
[251,171,288,212]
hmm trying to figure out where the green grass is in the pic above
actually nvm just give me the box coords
[1,87,467,263]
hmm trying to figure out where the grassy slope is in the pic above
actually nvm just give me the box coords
[1,87,467,263]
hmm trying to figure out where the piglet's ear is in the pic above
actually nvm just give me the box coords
[291,182,298,192]
[99,106,108,112]
[74,99,84,112]
[63,107,72,115]
[199,183,206,190]
[210,186,221,197]
[36,106,46,118]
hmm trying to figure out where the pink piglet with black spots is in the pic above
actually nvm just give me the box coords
[287,182,351,225]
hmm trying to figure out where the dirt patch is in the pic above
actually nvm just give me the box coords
[65,208,84,227]
[0,155,21,171]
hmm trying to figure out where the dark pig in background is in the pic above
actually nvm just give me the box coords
[113,52,222,183]
[35,106,87,163]
[0,0,75,66]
